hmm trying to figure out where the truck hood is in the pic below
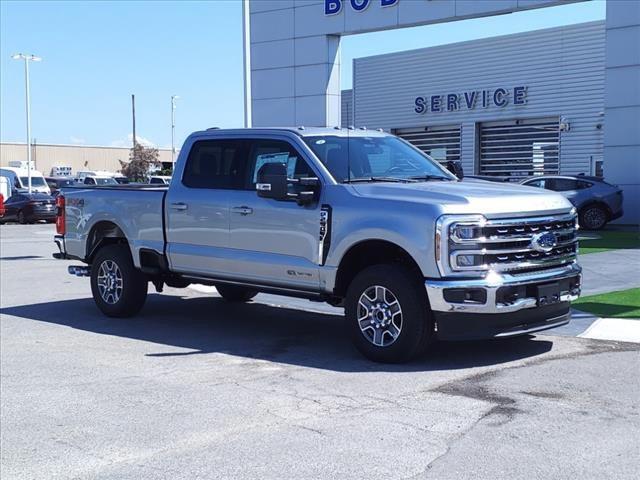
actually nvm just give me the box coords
[350,179,573,216]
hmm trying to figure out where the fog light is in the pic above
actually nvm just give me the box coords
[456,254,482,267]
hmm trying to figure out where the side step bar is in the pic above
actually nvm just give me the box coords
[68,265,91,277]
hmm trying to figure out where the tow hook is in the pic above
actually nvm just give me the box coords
[68,265,91,277]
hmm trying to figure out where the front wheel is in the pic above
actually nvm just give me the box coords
[216,284,258,302]
[345,264,433,363]
[17,210,27,224]
[90,244,148,317]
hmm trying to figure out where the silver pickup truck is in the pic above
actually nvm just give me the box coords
[54,127,581,362]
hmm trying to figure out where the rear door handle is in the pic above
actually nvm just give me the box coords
[170,202,188,211]
[231,206,253,216]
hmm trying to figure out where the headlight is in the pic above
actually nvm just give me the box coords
[435,214,488,277]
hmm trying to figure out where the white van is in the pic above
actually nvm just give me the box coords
[0,176,10,200]
[0,167,51,195]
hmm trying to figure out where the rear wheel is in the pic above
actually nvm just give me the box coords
[216,284,258,302]
[580,205,608,230]
[17,210,26,224]
[90,244,148,317]
[345,264,433,363]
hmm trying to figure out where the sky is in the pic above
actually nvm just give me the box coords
[1,0,605,149]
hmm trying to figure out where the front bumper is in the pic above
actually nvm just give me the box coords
[425,263,581,340]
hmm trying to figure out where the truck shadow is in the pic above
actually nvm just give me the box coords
[0,293,554,372]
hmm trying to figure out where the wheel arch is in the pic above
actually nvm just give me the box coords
[86,220,129,263]
[333,239,422,298]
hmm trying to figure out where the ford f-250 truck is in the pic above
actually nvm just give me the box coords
[53,127,581,362]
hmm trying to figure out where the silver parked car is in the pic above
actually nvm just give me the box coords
[520,175,623,230]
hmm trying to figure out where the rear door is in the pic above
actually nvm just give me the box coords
[226,137,322,290]
[165,138,246,277]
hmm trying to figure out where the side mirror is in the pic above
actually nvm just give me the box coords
[257,163,288,200]
[446,160,464,179]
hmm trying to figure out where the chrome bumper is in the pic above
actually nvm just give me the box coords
[425,263,581,314]
[53,234,67,260]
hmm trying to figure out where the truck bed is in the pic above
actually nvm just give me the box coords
[61,186,167,266]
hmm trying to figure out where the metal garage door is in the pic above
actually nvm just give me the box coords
[395,125,461,164]
[479,118,560,179]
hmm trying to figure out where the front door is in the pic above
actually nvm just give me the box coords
[227,138,322,290]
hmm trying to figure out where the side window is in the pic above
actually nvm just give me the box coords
[577,180,592,190]
[247,139,314,189]
[84,178,95,185]
[551,179,578,191]
[149,178,161,184]
[526,179,545,189]
[182,140,245,190]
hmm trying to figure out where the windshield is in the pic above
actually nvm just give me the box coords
[19,176,46,187]
[303,135,454,183]
[95,177,118,185]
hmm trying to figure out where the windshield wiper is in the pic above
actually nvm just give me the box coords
[342,176,417,184]
[406,175,451,182]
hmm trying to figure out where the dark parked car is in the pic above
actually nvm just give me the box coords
[520,175,623,230]
[45,177,76,196]
[0,192,56,224]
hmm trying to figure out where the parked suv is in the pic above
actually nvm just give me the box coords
[54,128,581,362]
[520,175,623,230]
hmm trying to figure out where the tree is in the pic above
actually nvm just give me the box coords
[119,144,160,181]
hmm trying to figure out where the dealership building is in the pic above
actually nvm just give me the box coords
[248,0,640,223]
[342,21,606,180]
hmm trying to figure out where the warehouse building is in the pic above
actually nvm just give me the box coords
[0,143,172,177]
[344,21,606,180]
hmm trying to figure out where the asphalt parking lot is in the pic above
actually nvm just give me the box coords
[1,223,639,479]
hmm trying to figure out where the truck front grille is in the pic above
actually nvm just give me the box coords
[439,211,579,276]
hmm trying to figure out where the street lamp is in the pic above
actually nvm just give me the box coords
[12,53,42,194]
[171,95,179,170]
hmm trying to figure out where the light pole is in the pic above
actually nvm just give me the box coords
[12,53,41,194]
[171,95,179,169]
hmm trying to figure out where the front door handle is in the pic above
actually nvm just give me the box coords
[170,202,188,211]
[231,206,253,216]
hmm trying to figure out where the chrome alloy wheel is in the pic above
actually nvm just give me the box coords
[97,260,123,305]
[357,285,403,347]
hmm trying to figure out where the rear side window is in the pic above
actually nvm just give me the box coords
[547,179,579,191]
[182,140,245,190]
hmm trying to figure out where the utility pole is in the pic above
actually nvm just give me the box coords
[171,95,179,169]
[12,53,42,194]
[131,94,137,149]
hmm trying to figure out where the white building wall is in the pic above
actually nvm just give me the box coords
[603,0,640,223]
[248,0,581,127]
[352,21,606,177]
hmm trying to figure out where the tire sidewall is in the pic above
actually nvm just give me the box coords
[90,244,148,317]
[345,264,432,363]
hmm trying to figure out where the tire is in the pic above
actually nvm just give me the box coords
[216,284,258,302]
[17,210,26,224]
[579,205,608,230]
[345,264,433,363]
[90,244,148,317]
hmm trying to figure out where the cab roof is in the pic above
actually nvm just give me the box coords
[192,127,391,138]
